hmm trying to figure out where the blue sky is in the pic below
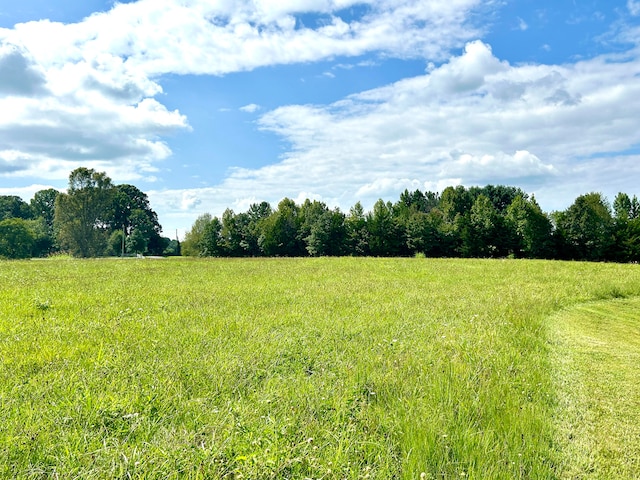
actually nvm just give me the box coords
[1,0,640,237]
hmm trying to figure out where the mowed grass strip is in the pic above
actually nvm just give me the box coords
[1,257,640,479]
[551,296,640,479]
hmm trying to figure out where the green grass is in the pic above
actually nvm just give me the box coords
[1,257,639,478]
[550,296,640,479]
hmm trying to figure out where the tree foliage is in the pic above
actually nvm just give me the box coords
[3,171,640,263]
[0,218,35,259]
[0,196,32,222]
[181,186,640,263]
[1,168,167,259]
[554,193,613,261]
[54,168,115,257]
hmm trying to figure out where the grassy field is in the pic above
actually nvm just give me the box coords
[551,297,640,479]
[0,257,639,479]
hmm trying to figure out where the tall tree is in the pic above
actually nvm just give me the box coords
[440,186,472,222]
[397,189,438,215]
[346,202,369,256]
[555,193,614,261]
[54,168,115,257]
[30,189,59,227]
[243,202,272,256]
[258,198,304,256]
[182,213,213,256]
[470,185,526,213]
[367,199,403,256]
[304,208,347,256]
[506,195,553,258]
[112,184,163,255]
[0,218,35,259]
[30,188,60,255]
[460,194,501,257]
[612,192,640,262]
[31,187,58,222]
[219,209,245,256]
[201,217,224,256]
[0,195,32,221]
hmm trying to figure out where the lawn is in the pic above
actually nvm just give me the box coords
[551,296,640,479]
[1,257,639,479]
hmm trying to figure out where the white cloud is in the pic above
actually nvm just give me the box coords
[240,103,261,113]
[150,39,640,235]
[0,43,47,96]
[517,17,528,31]
[446,151,557,180]
[0,184,61,201]
[4,0,483,76]
[629,0,640,16]
[180,191,203,210]
[0,0,484,186]
[356,178,424,198]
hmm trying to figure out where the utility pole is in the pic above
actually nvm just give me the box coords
[122,224,125,257]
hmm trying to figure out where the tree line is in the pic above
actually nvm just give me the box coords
[0,168,179,259]
[182,185,640,262]
[2,171,638,262]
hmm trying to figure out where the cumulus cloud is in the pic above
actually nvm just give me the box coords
[4,0,483,75]
[0,0,484,184]
[0,43,47,96]
[446,151,557,182]
[240,103,261,113]
[152,39,640,234]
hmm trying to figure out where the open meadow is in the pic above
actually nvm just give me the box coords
[1,257,639,479]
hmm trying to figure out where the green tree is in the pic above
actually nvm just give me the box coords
[396,189,439,215]
[126,227,147,254]
[0,195,32,221]
[305,208,347,256]
[30,189,59,228]
[555,193,614,261]
[108,229,125,256]
[367,199,403,256]
[163,239,181,256]
[621,218,640,262]
[25,218,55,257]
[612,193,640,262]
[219,209,245,256]
[112,184,163,255]
[241,202,273,256]
[30,188,60,254]
[182,213,213,256]
[346,202,369,256]
[460,195,501,257]
[440,186,472,222]
[469,185,526,213]
[202,217,224,256]
[613,193,633,222]
[506,195,553,258]
[54,168,115,257]
[403,211,429,255]
[0,218,35,259]
[258,198,303,256]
